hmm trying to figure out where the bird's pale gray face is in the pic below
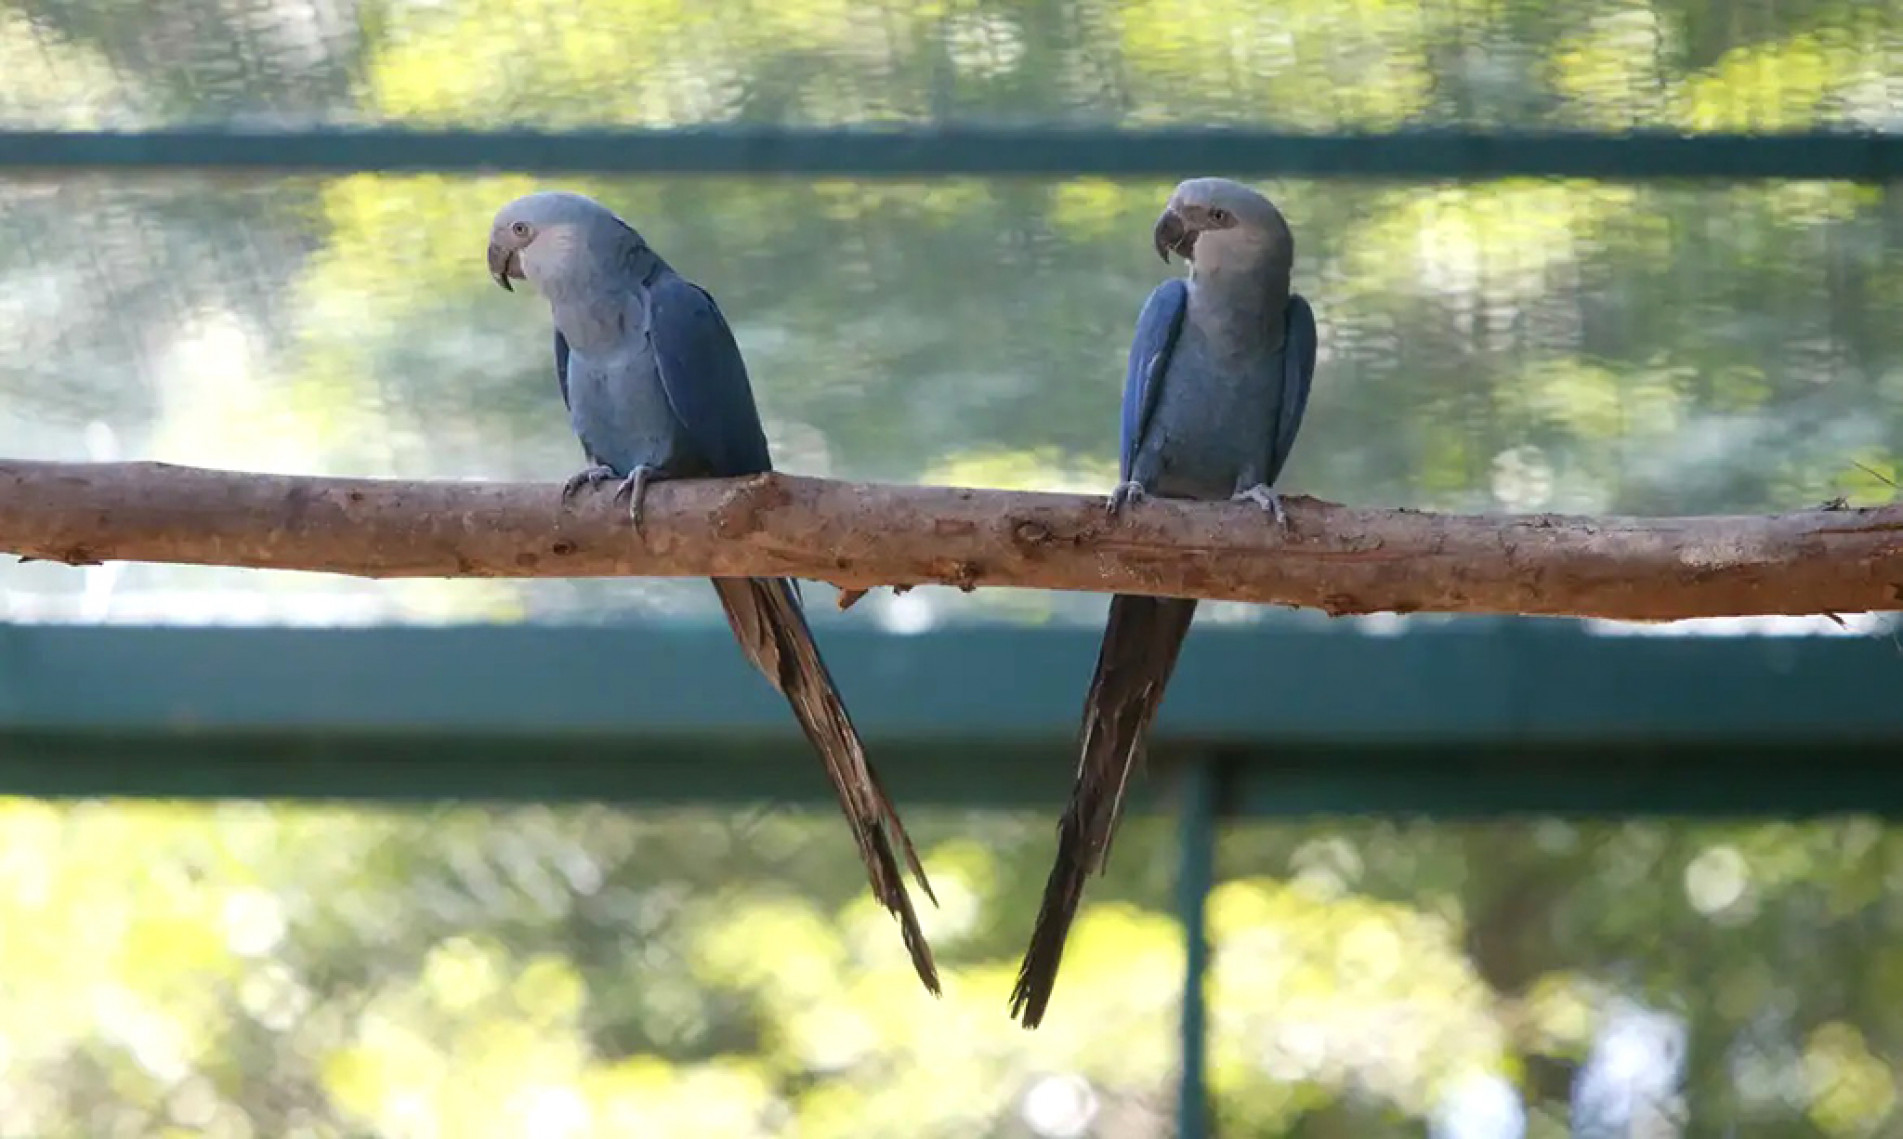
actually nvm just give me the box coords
[1152,178,1289,270]
[487,213,533,292]
[487,191,623,293]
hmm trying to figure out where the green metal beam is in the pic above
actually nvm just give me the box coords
[1,127,1900,180]
[1,622,1901,812]
[1174,759,1218,1139]
[6,621,1900,744]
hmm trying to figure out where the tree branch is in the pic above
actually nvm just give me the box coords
[1,459,1898,620]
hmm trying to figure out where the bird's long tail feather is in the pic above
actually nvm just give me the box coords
[1011,594,1198,1027]
[711,576,940,995]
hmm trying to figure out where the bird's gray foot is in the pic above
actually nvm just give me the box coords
[560,464,618,505]
[1233,483,1288,530]
[611,464,659,530]
[1106,480,1148,518]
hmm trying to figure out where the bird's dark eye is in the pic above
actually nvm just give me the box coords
[510,221,532,238]
[1208,208,1232,225]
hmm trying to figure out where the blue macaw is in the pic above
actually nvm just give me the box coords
[1011,178,1318,1027]
[488,191,939,994]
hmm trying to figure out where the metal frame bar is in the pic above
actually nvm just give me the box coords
[1175,758,1220,1139]
[2,622,1900,811]
[2,127,1901,180]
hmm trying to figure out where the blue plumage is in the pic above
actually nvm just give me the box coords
[489,191,939,995]
[648,274,772,478]
[1118,277,1188,480]
[1269,293,1318,490]
[1014,178,1319,1028]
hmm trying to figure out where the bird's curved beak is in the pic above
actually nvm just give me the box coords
[1153,207,1196,263]
[488,241,521,292]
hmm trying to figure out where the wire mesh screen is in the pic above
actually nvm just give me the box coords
[11,801,1902,1136]
[1213,817,1903,1136]
[3,0,1903,624]
[3,0,1902,1136]
[6,0,1903,131]
[2,173,1898,625]
[0,799,1182,1138]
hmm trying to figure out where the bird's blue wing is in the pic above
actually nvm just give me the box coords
[1118,278,1189,481]
[1265,292,1318,486]
[648,273,773,477]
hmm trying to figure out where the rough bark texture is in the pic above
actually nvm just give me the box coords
[1,459,1899,620]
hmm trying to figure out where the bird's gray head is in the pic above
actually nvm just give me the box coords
[1152,178,1292,276]
[487,190,640,294]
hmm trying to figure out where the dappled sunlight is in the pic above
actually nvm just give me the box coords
[0,11,131,127]
[1206,876,1508,1127]
[1113,0,1436,128]
[0,800,1188,1134]
[365,0,751,129]
[920,447,1120,495]
[0,803,1895,1131]
[1803,1022,1899,1136]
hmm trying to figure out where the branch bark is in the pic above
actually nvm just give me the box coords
[1,459,1898,620]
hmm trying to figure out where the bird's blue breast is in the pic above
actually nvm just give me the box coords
[564,342,684,477]
[1135,322,1287,500]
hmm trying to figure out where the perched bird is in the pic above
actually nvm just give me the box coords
[487,191,939,993]
[1011,178,1318,1028]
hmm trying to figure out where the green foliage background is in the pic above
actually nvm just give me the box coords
[0,0,1899,1133]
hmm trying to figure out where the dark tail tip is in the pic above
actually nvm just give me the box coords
[904,917,944,997]
[1009,841,1090,1028]
[1008,910,1073,1028]
[869,826,942,996]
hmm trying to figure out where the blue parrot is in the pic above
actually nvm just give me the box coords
[1011,178,1318,1027]
[488,191,939,994]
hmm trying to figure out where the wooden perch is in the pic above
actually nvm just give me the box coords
[0,459,1899,620]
